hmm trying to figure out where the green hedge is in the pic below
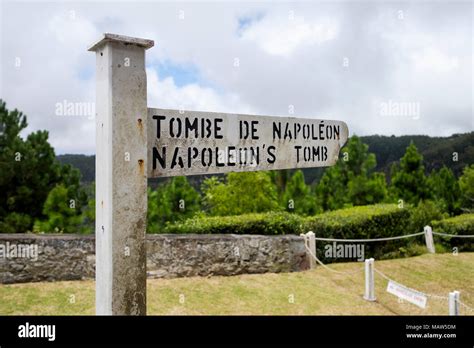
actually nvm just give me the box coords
[160,204,418,261]
[303,204,411,239]
[303,204,417,261]
[160,204,412,237]
[432,214,474,252]
[162,211,305,235]
[157,205,474,261]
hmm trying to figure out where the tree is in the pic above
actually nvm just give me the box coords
[344,135,388,206]
[348,172,387,206]
[79,182,95,233]
[33,185,84,233]
[427,166,461,214]
[148,176,200,231]
[408,199,447,233]
[315,135,387,210]
[315,165,347,211]
[0,100,86,232]
[390,141,429,205]
[202,172,280,216]
[459,164,474,213]
[340,135,377,177]
[281,170,319,215]
[269,170,291,197]
[148,187,170,232]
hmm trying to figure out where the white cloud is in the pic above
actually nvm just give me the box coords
[47,12,97,48]
[241,14,339,57]
[147,68,254,114]
[0,1,471,155]
[411,47,459,74]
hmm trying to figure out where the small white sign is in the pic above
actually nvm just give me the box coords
[386,280,427,309]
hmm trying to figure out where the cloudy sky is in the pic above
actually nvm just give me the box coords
[1,0,472,154]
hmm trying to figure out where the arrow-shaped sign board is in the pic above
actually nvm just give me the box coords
[147,108,349,178]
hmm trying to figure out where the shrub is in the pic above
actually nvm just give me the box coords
[157,204,474,261]
[201,172,280,216]
[304,204,411,239]
[408,200,447,234]
[459,165,474,213]
[161,211,305,235]
[33,185,85,234]
[303,204,417,262]
[0,213,32,233]
[432,214,474,252]
[161,204,412,238]
[160,204,423,261]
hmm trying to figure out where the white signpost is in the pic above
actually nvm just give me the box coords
[89,33,349,315]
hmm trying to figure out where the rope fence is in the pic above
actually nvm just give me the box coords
[373,265,474,315]
[432,231,474,238]
[311,231,425,243]
[457,299,474,314]
[301,239,364,276]
[300,227,474,315]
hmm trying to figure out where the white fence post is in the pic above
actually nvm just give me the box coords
[364,258,376,301]
[89,34,153,315]
[424,226,436,254]
[449,291,460,315]
[300,233,308,267]
[306,231,316,269]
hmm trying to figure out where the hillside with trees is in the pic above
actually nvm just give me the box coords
[57,132,474,186]
[0,101,87,233]
[361,133,474,177]
[2,100,473,240]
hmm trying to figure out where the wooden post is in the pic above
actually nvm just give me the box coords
[306,231,316,269]
[364,258,376,301]
[449,291,460,315]
[89,33,154,315]
[424,225,435,254]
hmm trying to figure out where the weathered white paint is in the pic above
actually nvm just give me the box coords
[364,258,376,301]
[306,231,316,269]
[448,291,460,315]
[147,108,348,177]
[386,280,427,309]
[89,33,153,315]
[424,225,435,254]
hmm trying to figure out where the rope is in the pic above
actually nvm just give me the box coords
[432,231,474,238]
[313,231,425,243]
[374,268,448,301]
[457,299,474,313]
[308,231,473,243]
[373,267,391,281]
[427,294,449,302]
[301,233,474,314]
[375,267,474,316]
[302,242,364,275]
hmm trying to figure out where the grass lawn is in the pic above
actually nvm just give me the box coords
[1,252,473,315]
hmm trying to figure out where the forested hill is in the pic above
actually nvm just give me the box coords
[58,132,474,184]
[360,132,473,177]
[57,154,95,183]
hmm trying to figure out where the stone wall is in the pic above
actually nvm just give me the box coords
[0,234,307,284]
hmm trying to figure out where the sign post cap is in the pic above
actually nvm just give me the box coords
[88,33,154,52]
